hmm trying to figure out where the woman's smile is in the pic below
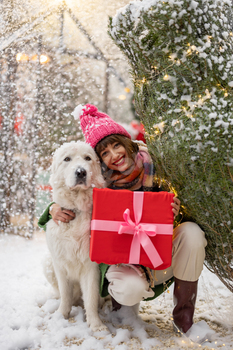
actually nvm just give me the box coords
[100,142,131,172]
[113,155,125,166]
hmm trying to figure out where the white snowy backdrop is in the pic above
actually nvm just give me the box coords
[0,0,134,236]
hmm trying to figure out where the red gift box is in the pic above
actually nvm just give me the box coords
[90,188,174,270]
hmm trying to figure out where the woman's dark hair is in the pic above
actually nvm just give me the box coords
[95,134,139,163]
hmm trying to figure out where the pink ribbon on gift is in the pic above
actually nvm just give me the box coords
[91,191,173,268]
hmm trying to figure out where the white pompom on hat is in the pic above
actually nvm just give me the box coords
[71,104,131,148]
[71,104,85,120]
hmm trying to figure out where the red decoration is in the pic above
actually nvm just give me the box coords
[130,121,146,143]
[0,112,24,135]
[14,112,24,135]
[90,188,174,270]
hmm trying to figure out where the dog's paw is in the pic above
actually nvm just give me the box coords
[88,317,109,333]
[90,323,109,333]
[58,305,70,319]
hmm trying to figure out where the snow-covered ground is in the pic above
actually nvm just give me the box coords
[0,231,232,350]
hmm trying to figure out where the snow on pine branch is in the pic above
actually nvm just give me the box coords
[109,0,233,292]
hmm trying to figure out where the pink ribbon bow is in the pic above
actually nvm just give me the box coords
[118,192,163,268]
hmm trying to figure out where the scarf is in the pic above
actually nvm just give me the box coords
[104,144,155,191]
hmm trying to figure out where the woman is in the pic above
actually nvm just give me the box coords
[38,104,207,338]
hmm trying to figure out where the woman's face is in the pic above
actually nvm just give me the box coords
[99,142,132,172]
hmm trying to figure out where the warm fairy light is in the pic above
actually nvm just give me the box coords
[30,54,38,62]
[153,121,165,133]
[205,89,211,98]
[40,54,50,64]
[187,48,192,55]
[124,87,130,93]
[163,74,169,81]
[16,53,29,62]
[118,95,126,100]
[16,53,50,64]
[169,185,178,197]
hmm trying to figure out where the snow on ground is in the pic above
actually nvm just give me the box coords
[0,231,233,350]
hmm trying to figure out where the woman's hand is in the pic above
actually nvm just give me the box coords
[50,203,76,225]
[171,197,180,219]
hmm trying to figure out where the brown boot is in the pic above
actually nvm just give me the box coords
[111,297,122,311]
[173,277,198,333]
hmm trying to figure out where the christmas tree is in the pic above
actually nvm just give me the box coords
[109,0,233,291]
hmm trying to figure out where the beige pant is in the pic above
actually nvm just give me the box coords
[106,222,207,305]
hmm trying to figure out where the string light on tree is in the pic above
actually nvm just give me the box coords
[16,52,50,64]
[109,0,233,295]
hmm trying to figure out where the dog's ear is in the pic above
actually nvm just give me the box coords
[92,158,106,189]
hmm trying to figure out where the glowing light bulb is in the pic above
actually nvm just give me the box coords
[16,53,29,62]
[40,54,50,64]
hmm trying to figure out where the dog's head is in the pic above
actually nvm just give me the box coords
[50,141,105,192]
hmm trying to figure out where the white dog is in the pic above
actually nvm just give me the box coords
[44,141,108,332]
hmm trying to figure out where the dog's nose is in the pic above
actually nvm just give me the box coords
[75,167,87,180]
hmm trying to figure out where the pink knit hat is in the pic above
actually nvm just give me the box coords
[72,104,131,148]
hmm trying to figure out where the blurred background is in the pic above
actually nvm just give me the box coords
[0,0,145,235]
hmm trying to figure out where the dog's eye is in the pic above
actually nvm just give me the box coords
[64,157,71,162]
[85,156,92,161]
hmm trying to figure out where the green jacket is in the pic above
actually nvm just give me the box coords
[38,202,54,231]
[38,203,174,301]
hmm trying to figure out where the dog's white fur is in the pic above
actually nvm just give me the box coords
[44,141,108,332]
